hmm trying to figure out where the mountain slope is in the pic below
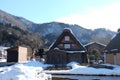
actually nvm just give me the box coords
[28,22,116,46]
[0,10,28,31]
[0,22,44,50]
[0,9,116,48]
[0,10,45,49]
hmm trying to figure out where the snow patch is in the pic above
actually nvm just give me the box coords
[0,61,51,80]
[45,64,120,76]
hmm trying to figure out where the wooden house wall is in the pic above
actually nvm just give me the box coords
[67,53,88,63]
[82,53,88,63]
[116,53,120,65]
[58,43,81,50]
[7,50,18,62]
[106,53,114,64]
[26,46,33,60]
[18,47,27,62]
[46,50,67,66]
[46,50,88,65]
[67,53,83,63]
[106,53,120,65]
[56,38,83,51]
[86,43,105,55]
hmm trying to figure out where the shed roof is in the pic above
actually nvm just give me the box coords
[84,42,106,47]
[7,46,27,51]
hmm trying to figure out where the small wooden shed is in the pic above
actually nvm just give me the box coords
[46,28,88,66]
[7,46,28,62]
[105,29,120,65]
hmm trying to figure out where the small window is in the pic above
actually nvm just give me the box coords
[64,44,70,49]
[65,36,70,41]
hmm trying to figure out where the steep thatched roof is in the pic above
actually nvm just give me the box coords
[49,28,86,51]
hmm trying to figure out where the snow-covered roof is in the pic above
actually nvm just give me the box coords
[0,46,9,50]
[111,34,117,40]
[50,49,86,54]
[49,28,86,51]
[48,40,56,50]
[0,46,9,55]
[111,49,118,51]
[66,50,86,53]
[105,48,119,53]
[64,28,85,48]
[84,42,106,47]
[64,28,73,33]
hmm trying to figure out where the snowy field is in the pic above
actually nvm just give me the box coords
[0,61,51,80]
[0,61,120,80]
[45,62,120,76]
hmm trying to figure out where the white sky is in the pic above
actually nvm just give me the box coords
[56,3,120,32]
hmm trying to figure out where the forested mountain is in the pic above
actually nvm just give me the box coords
[0,10,28,30]
[0,23,44,50]
[0,9,116,49]
[28,22,115,46]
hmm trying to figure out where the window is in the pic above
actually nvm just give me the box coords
[64,44,70,49]
[65,36,70,41]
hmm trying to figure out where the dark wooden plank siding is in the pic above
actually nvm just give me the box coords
[7,50,18,62]
[46,50,67,66]
[67,53,82,63]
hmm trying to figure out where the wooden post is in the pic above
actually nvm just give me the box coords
[114,53,117,65]
[103,52,106,63]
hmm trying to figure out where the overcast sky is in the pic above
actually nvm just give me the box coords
[0,0,120,31]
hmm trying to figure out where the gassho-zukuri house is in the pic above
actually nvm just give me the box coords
[104,29,120,65]
[45,28,88,66]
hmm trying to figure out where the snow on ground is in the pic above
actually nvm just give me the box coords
[45,62,120,76]
[1,61,120,80]
[0,61,51,80]
[0,59,6,62]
